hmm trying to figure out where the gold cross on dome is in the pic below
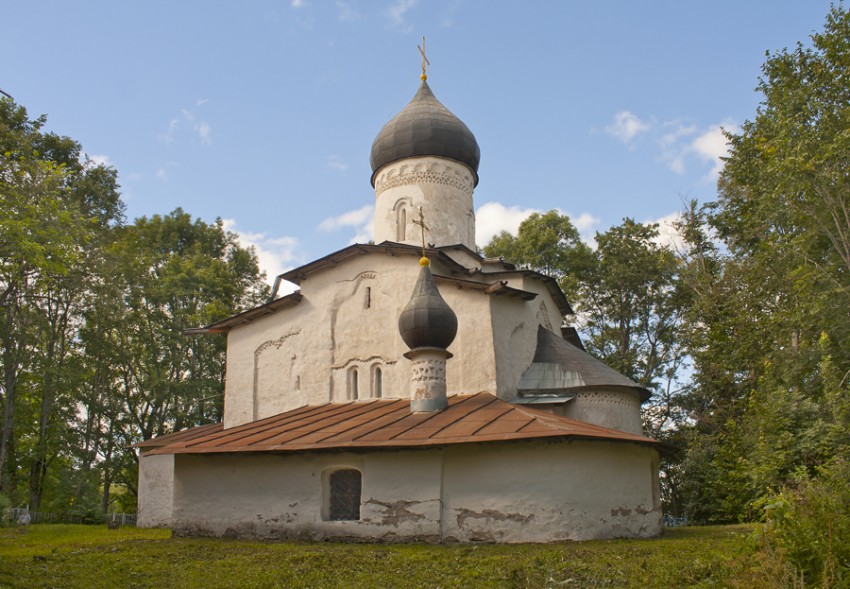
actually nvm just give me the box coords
[412,206,430,259]
[417,36,430,81]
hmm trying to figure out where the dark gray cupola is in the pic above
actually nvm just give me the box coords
[398,259,458,351]
[399,256,457,413]
[370,80,480,187]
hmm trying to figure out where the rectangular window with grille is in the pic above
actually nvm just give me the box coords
[329,469,362,521]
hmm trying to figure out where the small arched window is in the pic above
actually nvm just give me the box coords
[328,468,362,521]
[373,367,382,399]
[349,367,359,400]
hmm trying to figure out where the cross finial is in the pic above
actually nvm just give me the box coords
[417,36,430,81]
[412,206,430,265]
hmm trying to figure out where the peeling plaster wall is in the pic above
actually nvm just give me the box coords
[137,453,174,528]
[170,440,661,542]
[172,451,443,541]
[441,440,661,542]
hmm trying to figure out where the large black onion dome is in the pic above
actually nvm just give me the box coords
[398,262,458,350]
[370,80,480,187]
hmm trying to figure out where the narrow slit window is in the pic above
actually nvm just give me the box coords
[364,286,371,309]
[349,367,359,400]
[398,208,407,241]
[374,367,382,398]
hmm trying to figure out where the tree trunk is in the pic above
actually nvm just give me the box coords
[0,325,19,495]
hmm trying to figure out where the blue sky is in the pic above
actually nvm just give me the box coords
[1,1,833,285]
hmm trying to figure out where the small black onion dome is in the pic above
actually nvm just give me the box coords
[370,80,480,187]
[398,261,458,350]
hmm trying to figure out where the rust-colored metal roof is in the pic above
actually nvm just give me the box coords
[134,422,223,450]
[146,393,661,456]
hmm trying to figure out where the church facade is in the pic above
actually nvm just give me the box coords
[136,73,664,543]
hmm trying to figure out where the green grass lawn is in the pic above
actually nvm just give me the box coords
[0,524,764,589]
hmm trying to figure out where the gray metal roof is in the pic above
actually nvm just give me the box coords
[370,80,480,186]
[186,243,573,335]
[517,325,651,403]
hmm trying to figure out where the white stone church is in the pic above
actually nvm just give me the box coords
[135,71,664,543]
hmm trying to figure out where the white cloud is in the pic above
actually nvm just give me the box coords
[291,0,305,8]
[571,212,602,244]
[155,162,179,181]
[160,118,180,146]
[475,202,601,249]
[659,122,735,180]
[660,120,697,148]
[475,202,538,247]
[387,0,416,31]
[159,106,212,146]
[326,154,349,171]
[336,0,363,21]
[350,226,374,244]
[319,205,374,244]
[83,153,112,169]
[690,125,733,181]
[319,205,373,231]
[222,219,303,292]
[439,2,458,28]
[646,211,686,253]
[606,110,650,144]
[604,111,736,180]
[195,121,212,144]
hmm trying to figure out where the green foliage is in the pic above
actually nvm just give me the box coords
[579,219,684,392]
[482,210,593,298]
[761,457,850,588]
[71,209,269,508]
[0,98,268,516]
[0,98,124,511]
[0,524,761,589]
[674,4,850,524]
[484,213,685,409]
[484,213,688,513]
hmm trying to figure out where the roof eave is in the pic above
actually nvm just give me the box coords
[183,292,304,336]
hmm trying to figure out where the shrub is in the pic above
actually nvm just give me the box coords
[762,457,850,588]
[0,494,10,526]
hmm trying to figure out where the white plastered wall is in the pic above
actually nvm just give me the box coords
[488,278,565,399]
[441,440,661,542]
[170,439,661,542]
[562,388,644,435]
[136,452,174,528]
[222,254,502,428]
[172,450,444,541]
[373,157,476,250]
[221,249,646,434]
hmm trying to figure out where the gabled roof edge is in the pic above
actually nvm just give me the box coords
[184,292,304,335]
